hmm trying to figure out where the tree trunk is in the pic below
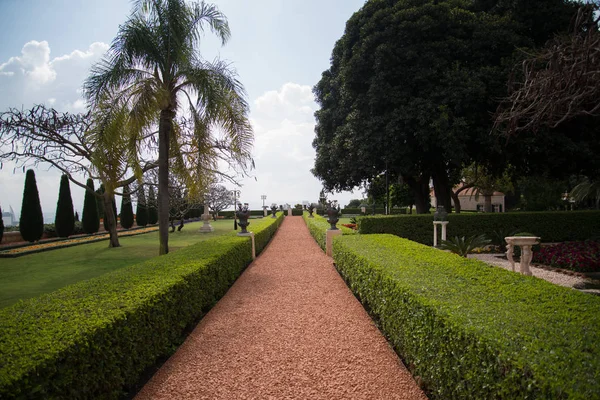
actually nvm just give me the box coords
[484,194,493,212]
[432,164,453,214]
[158,110,174,255]
[405,175,431,214]
[451,191,462,213]
[102,191,120,248]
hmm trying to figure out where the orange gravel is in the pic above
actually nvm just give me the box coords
[136,216,428,400]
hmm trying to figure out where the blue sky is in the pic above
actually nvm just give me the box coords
[0,0,367,221]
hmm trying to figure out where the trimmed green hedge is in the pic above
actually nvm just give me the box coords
[302,213,355,250]
[342,207,406,215]
[0,213,284,398]
[333,234,600,399]
[291,208,303,216]
[358,211,600,245]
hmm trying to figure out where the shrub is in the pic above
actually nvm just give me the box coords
[19,169,44,242]
[291,208,303,216]
[147,186,158,225]
[82,179,100,234]
[333,234,600,399]
[120,185,134,229]
[439,234,491,257]
[302,213,355,250]
[135,186,148,227]
[0,213,283,398]
[54,175,75,238]
[0,206,4,244]
[358,211,600,245]
[534,240,600,272]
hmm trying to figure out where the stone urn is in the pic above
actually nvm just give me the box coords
[270,204,278,218]
[326,201,340,230]
[236,203,251,234]
[433,205,448,221]
[308,204,315,218]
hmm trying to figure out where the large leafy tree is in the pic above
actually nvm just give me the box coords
[19,169,44,242]
[84,0,253,255]
[312,0,578,213]
[54,175,75,237]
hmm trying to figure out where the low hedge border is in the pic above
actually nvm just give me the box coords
[302,213,355,250]
[358,210,600,245]
[0,213,284,398]
[333,234,600,399]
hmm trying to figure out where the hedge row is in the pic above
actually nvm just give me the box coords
[333,234,600,399]
[219,210,268,218]
[291,208,303,216]
[302,213,355,250]
[0,213,284,399]
[358,210,600,245]
[341,207,407,215]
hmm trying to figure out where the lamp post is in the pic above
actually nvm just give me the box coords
[231,189,240,230]
[261,194,267,217]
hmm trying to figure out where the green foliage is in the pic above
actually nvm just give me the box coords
[120,185,134,229]
[82,179,100,234]
[518,175,567,211]
[0,214,283,398]
[358,211,600,245]
[147,185,158,225]
[333,234,600,399]
[439,234,491,257]
[19,169,44,243]
[302,213,355,250]
[291,208,303,216]
[136,186,148,227]
[54,175,75,238]
[489,227,518,252]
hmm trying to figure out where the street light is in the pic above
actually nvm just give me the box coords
[261,194,267,217]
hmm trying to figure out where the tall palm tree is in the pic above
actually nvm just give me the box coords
[84,0,253,254]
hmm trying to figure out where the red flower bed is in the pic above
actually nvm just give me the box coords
[533,240,600,272]
[341,223,358,230]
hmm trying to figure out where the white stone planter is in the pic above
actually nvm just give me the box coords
[504,236,541,276]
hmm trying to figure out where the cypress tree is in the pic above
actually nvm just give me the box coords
[136,185,148,227]
[74,211,79,222]
[120,184,134,229]
[148,185,158,225]
[19,169,44,242]
[54,175,75,237]
[0,206,4,244]
[82,178,100,234]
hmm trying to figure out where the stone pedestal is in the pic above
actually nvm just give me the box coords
[238,231,256,260]
[326,229,343,257]
[433,221,449,247]
[198,204,214,233]
[263,208,268,217]
[505,236,541,276]
[287,208,292,216]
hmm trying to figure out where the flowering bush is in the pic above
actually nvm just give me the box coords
[341,223,357,230]
[533,240,600,272]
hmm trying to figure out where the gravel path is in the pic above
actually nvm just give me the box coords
[136,216,427,400]
[470,253,600,295]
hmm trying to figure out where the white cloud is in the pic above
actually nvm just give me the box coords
[0,41,110,220]
[230,82,359,209]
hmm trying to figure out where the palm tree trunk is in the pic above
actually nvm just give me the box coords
[102,191,120,248]
[158,110,174,255]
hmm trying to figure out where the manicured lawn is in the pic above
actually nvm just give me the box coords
[0,219,241,308]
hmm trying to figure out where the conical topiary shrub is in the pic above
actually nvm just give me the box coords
[120,185,134,229]
[0,206,4,244]
[20,169,44,242]
[136,185,148,227]
[148,185,158,225]
[82,178,100,234]
[55,175,75,237]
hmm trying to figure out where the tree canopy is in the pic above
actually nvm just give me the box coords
[312,0,580,213]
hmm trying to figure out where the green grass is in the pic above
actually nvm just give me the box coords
[0,220,242,308]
